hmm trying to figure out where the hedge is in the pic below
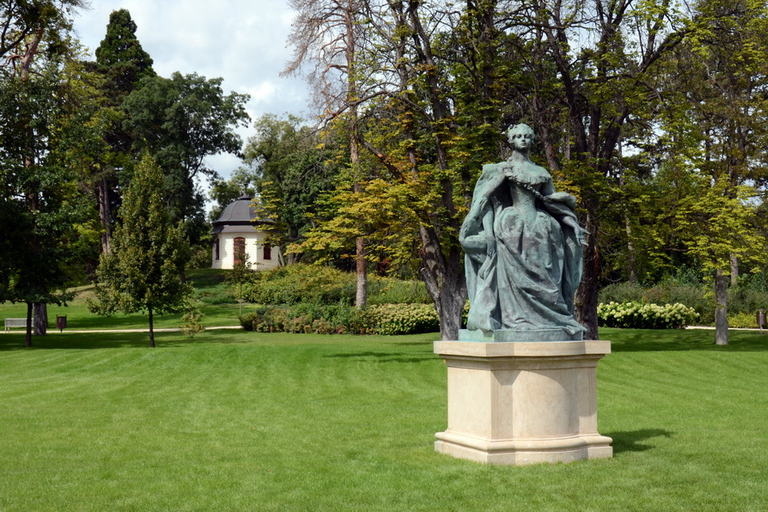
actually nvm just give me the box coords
[239,303,441,335]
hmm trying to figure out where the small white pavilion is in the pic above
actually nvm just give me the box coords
[210,194,281,270]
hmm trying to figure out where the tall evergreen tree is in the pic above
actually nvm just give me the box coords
[94,9,155,106]
[89,8,156,254]
[90,154,192,348]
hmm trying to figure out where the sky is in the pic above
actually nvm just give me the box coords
[71,0,312,191]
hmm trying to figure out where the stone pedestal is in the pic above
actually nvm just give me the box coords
[433,340,612,465]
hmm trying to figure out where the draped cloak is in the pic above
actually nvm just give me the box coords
[459,160,585,340]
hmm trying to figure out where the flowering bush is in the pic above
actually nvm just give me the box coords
[368,304,439,335]
[597,301,699,329]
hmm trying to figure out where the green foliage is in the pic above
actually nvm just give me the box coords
[90,154,192,343]
[239,264,432,307]
[675,176,766,275]
[366,278,432,305]
[243,114,339,258]
[208,166,258,221]
[240,304,371,334]
[367,304,439,335]
[598,301,700,329]
[728,311,760,329]
[179,308,205,337]
[241,264,354,305]
[94,9,155,105]
[122,72,250,243]
[239,302,439,335]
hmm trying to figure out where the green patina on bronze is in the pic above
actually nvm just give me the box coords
[459,124,586,342]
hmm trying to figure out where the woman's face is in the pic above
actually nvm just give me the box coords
[509,128,534,151]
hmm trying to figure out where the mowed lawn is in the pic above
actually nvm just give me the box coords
[1,328,767,511]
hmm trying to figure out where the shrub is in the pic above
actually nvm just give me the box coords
[239,302,442,335]
[241,264,355,305]
[180,309,205,337]
[598,301,699,329]
[598,281,768,326]
[368,304,439,335]
[728,312,760,329]
[240,304,374,334]
[367,278,432,305]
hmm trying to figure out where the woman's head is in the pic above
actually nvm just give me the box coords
[507,124,534,151]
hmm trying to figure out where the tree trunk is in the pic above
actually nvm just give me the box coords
[98,176,112,254]
[33,303,47,336]
[625,216,637,285]
[148,305,156,348]
[419,226,466,340]
[714,269,729,345]
[730,254,739,287]
[25,302,33,348]
[355,236,367,309]
[575,219,600,340]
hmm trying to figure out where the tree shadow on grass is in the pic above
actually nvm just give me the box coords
[606,328,768,352]
[605,428,674,455]
[325,351,437,364]
[0,331,199,351]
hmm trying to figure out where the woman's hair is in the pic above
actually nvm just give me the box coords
[507,123,534,137]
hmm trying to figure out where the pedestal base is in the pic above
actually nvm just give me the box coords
[433,340,612,466]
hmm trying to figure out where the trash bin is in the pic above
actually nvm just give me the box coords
[56,315,67,332]
[757,310,766,330]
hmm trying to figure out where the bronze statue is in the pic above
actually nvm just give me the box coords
[459,124,585,341]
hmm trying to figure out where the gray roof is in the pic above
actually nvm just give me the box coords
[211,195,262,235]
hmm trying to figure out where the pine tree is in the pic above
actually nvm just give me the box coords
[90,154,192,347]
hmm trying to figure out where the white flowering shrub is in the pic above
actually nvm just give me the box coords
[369,304,440,335]
[597,301,699,329]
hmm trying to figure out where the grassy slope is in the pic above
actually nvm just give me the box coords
[1,328,767,511]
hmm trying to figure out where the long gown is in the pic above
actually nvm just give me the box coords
[459,158,585,341]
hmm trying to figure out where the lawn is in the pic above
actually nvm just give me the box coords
[0,269,244,332]
[1,328,767,511]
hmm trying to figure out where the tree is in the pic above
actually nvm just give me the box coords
[0,0,88,345]
[94,9,155,105]
[243,114,339,264]
[89,8,156,254]
[285,0,376,307]
[675,178,765,344]
[656,0,768,344]
[0,0,84,76]
[122,72,250,244]
[90,154,192,347]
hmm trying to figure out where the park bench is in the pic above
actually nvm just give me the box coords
[4,318,30,331]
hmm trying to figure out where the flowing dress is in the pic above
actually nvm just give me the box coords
[459,158,585,340]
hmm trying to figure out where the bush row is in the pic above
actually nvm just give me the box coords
[239,264,432,306]
[239,303,440,335]
[599,282,768,325]
[597,301,700,329]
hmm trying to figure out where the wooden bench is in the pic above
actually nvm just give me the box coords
[4,318,30,331]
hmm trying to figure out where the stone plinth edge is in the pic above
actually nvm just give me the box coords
[434,339,611,358]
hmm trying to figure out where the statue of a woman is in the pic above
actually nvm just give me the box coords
[459,124,585,341]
